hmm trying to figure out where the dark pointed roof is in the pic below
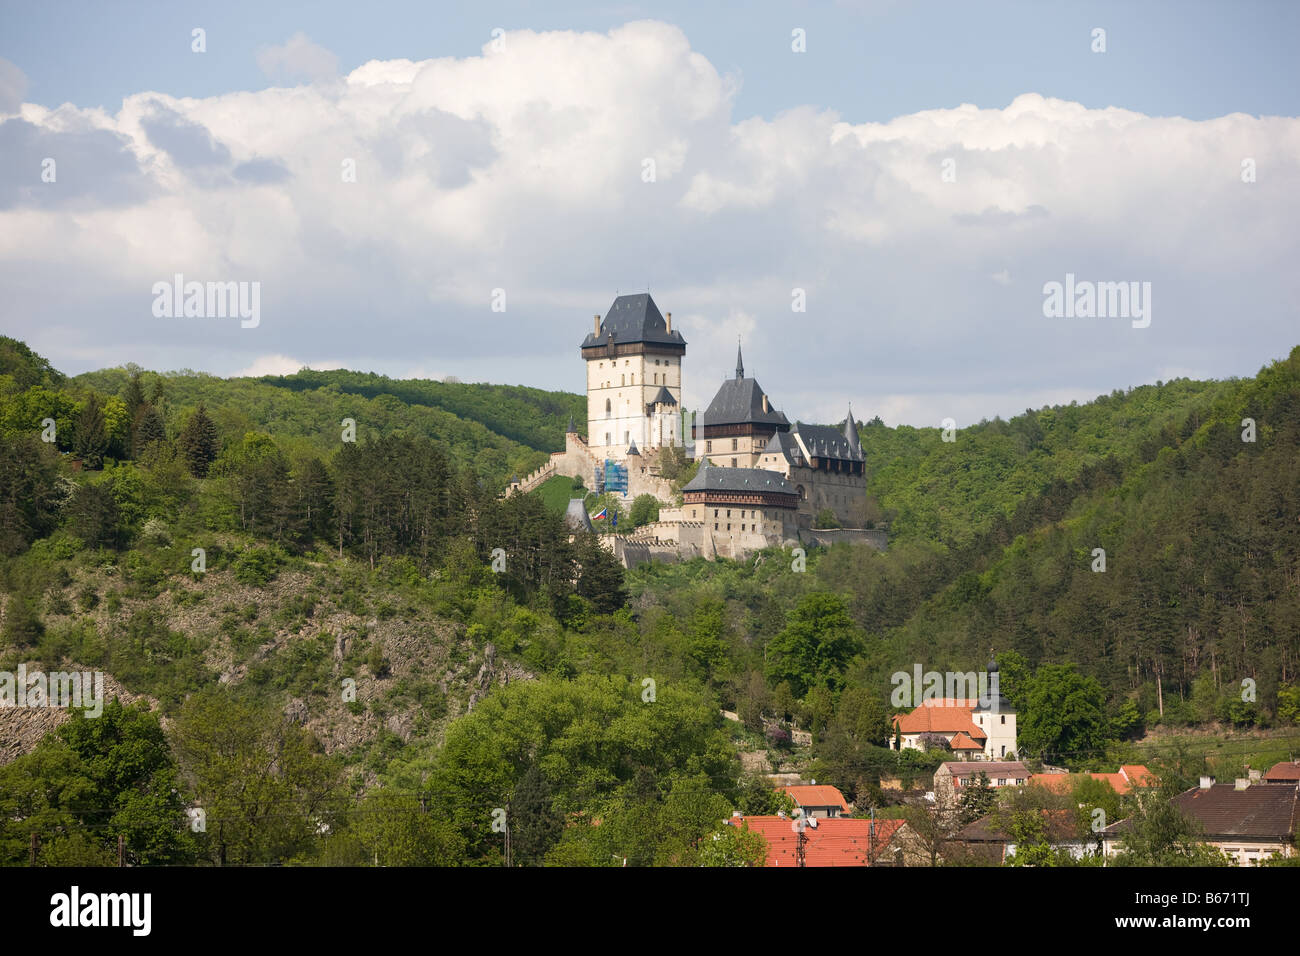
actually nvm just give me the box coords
[648,386,677,406]
[703,374,790,428]
[566,414,576,434]
[843,405,862,456]
[627,439,640,455]
[736,341,744,379]
[580,294,686,349]
[564,499,593,532]
[761,430,802,463]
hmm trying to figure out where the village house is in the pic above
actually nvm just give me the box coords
[955,808,1100,864]
[781,784,851,819]
[1028,764,1157,795]
[1100,776,1300,865]
[1264,760,1300,785]
[933,760,1031,808]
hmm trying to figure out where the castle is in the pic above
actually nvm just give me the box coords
[512,294,886,565]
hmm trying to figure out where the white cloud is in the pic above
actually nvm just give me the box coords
[235,355,344,377]
[0,22,1297,425]
[256,33,339,85]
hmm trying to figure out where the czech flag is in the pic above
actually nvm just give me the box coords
[593,507,608,520]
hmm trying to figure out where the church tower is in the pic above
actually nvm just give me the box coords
[581,294,686,460]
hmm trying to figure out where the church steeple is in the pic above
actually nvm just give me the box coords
[736,340,744,380]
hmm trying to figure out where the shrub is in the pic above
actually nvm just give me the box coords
[233,546,285,586]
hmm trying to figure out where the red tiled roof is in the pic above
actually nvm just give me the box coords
[1265,761,1300,782]
[782,785,850,812]
[731,816,907,866]
[1029,765,1156,796]
[892,699,986,739]
[949,732,983,750]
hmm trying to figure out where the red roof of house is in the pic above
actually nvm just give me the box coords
[949,732,983,750]
[782,785,850,812]
[731,816,907,866]
[892,699,986,740]
[1028,765,1156,796]
[1265,761,1300,782]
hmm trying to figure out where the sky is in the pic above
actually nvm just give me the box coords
[1,0,1298,427]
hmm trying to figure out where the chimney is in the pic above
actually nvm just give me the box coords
[762,394,770,413]
[665,311,672,333]
[1249,769,1262,782]
[594,314,600,336]
[1234,778,1250,790]
[1199,775,1215,789]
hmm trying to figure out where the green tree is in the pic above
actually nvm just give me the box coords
[697,820,768,867]
[765,592,863,697]
[958,772,997,825]
[177,403,220,477]
[508,763,564,866]
[171,688,344,865]
[72,396,109,468]
[318,791,464,866]
[628,493,661,527]
[1018,663,1110,763]
[2,592,44,647]
[0,700,195,865]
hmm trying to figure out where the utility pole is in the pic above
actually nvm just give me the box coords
[118,834,125,867]
[29,832,38,867]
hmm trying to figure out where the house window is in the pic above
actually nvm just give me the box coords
[997,779,1007,786]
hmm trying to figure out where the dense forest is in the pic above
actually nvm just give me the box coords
[1,335,1298,866]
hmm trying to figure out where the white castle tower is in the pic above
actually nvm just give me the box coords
[580,293,686,460]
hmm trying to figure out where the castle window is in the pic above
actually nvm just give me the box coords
[621,374,625,386]
[605,432,611,445]
[714,523,718,530]
[741,524,746,531]
[731,439,738,451]
[731,458,737,467]
[727,524,730,531]
[605,399,611,416]
[1001,715,1006,724]
[706,441,712,453]
[714,509,718,517]
[726,510,731,518]
[624,431,629,444]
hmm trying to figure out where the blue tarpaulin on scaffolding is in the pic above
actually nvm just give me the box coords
[603,459,628,493]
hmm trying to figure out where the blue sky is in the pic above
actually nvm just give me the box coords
[7,1,1298,121]
[1,1,1297,426]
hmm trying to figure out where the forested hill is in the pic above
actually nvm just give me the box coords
[1,335,1298,865]
[69,365,586,485]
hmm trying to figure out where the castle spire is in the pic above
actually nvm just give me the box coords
[736,339,744,380]
[843,402,862,457]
